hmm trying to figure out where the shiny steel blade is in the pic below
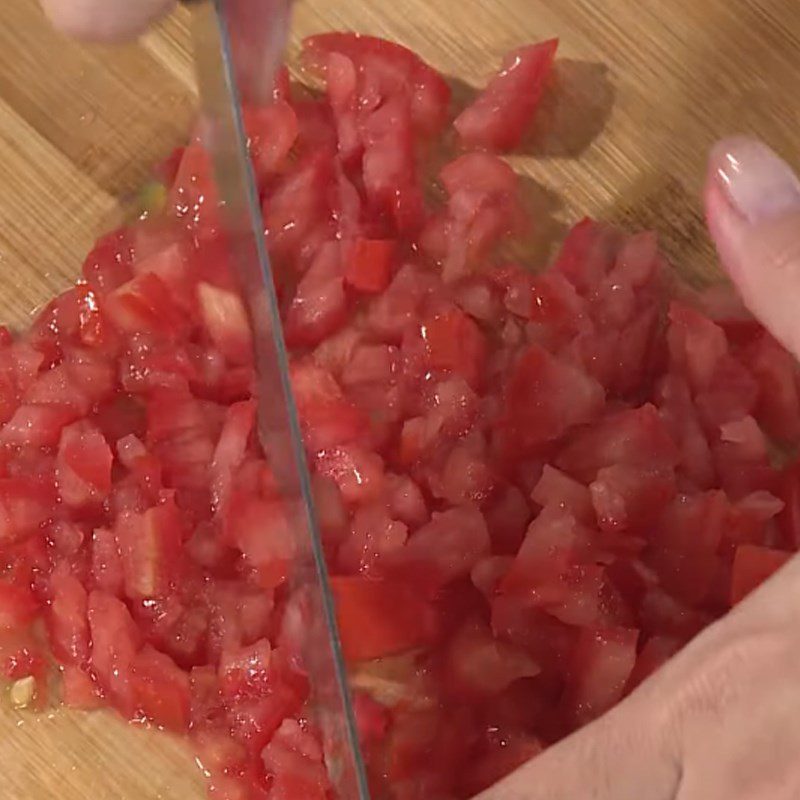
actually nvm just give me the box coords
[187,3,370,797]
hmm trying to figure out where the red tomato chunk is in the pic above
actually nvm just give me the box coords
[2,28,799,800]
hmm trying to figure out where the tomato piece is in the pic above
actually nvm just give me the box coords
[656,374,715,490]
[646,491,728,604]
[338,503,408,575]
[411,306,487,389]
[314,445,385,505]
[330,576,439,662]
[169,142,221,238]
[289,360,367,453]
[284,242,348,347]
[0,478,54,545]
[563,627,639,728]
[0,630,46,681]
[105,272,188,337]
[556,404,679,483]
[224,495,295,589]
[61,664,103,710]
[590,464,676,534]
[243,100,298,182]
[116,498,185,600]
[209,400,256,512]
[48,566,90,666]
[88,591,142,714]
[262,719,330,800]
[531,464,594,524]
[344,238,396,293]
[499,345,605,455]
[91,526,124,595]
[442,617,539,698]
[667,301,729,393]
[56,421,114,508]
[197,282,253,366]
[730,544,792,606]
[385,504,490,594]
[454,39,558,151]
[361,95,424,234]
[1,404,79,448]
[81,227,135,295]
[0,582,38,631]
[303,32,451,137]
[263,149,335,264]
[427,153,523,281]
[129,644,191,732]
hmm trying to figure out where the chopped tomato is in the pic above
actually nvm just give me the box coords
[454,39,558,151]
[7,29,800,800]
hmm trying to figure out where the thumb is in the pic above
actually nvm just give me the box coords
[41,0,176,41]
[705,136,800,358]
[474,691,680,800]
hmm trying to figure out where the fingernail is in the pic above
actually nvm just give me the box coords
[710,136,800,224]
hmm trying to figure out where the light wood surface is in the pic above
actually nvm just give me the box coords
[1,0,800,796]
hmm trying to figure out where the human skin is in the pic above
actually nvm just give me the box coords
[38,4,800,795]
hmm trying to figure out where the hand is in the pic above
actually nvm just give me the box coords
[477,137,800,800]
[41,0,176,41]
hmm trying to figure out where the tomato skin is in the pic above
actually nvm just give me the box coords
[454,39,558,151]
[730,545,792,606]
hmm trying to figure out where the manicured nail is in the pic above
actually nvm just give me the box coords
[710,136,800,224]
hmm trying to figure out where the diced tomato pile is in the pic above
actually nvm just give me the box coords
[2,29,799,800]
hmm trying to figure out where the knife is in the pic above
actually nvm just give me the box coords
[183,2,370,797]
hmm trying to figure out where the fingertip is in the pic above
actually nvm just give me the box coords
[703,165,746,286]
[42,0,175,42]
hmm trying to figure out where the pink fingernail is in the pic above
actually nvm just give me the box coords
[709,136,800,224]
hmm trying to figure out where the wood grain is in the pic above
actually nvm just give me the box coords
[0,0,799,796]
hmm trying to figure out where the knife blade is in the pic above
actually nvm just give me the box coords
[184,3,370,797]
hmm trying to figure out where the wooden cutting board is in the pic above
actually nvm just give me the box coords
[0,0,799,796]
